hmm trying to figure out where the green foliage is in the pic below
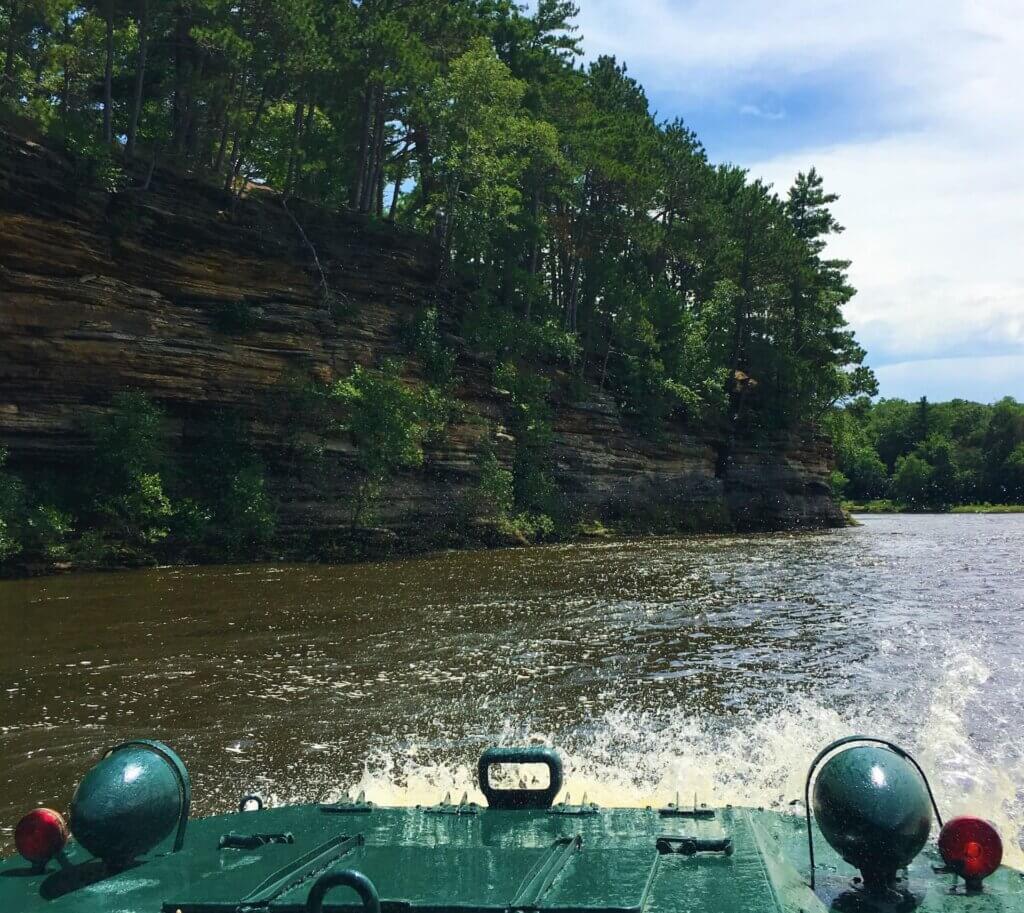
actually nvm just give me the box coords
[493,361,560,520]
[0,394,280,569]
[405,307,456,385]
[829,469,849,498]
[218,466,276,552]
[84,391,173,547]
[473,448,514,519]
[334,361,427,480]
[211,301,259,336]
[891,453,934,509]
[844,499,900,513]
[1006,443,1024,501]
[176,411,276,556]
[3,0,871,443]
[0,448,23,561]
[831,396,1024,511]
[423,36,560,258]
[63,134,127,194]
[464,300,580,366]
[949,503,1024,514]
[331,359,457,523]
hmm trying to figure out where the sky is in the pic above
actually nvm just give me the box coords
[567,0,1024,403]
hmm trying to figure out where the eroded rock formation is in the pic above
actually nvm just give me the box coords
[0,127,842,566]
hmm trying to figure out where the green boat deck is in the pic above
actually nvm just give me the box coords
[2,799,1021,913]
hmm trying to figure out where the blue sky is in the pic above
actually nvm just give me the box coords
[567,0,1024,403]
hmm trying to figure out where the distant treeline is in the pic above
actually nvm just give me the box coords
[0,0,873,432]
[828,397,1024,509]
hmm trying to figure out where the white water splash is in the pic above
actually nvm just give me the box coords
[296,648,1024,867]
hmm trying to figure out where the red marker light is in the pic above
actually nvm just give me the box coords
[939,816,1003,887]
[14,808,68,868]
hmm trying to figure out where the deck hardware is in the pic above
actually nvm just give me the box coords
[656,836,733,856]
[320,791,374,814]
[510,835,583,908]
[218,832,294,850]
[804,736,943,891]
[237,833,364,908]
[306,869,380,913]
[659,793,714,819]
[478,747,564,810]
[239,795,263,812]
[70,739,191,868]
[426,792,479,815]
[549,792,599,817]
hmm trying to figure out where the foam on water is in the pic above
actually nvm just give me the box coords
[296,643,1024,867]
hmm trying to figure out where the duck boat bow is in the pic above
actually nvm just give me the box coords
[1,737,1019,913]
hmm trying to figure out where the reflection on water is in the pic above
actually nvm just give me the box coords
[1,514,1022,856]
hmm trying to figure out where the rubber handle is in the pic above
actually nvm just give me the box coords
[478,747,563,810]
[306,869,380,913]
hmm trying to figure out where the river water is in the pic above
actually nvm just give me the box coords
[1,514,1022,856]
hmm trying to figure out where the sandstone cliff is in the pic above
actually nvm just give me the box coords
[0,127,842,566]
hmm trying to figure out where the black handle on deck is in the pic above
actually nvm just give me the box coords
[478,747,564,810]
[306,869,380,913]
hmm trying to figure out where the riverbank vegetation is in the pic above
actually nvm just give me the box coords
[0,0,881,571]
[829,396,1024,511]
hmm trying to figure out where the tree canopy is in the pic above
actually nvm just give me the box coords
[1,0,873,431]
[828,396,1024,508]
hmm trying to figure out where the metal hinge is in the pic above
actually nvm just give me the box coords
[424,792,480,815]
[320,790,374,814]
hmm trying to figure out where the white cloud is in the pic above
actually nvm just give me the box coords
[752,131,1024,368]
[571,0,1024,399]
[738,104,785,121]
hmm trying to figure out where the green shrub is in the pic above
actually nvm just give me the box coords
[176,411,276,556]
[63,132,128,194]
[465,301,580,366]
[332,361,429,523]
[0,447,74,563]
[493,362,562,518]
[218,466,276,553]
[211,301,259,335]
[829,469,849,497]
[499,511,556,542]
[0,449,26,561]
[405,307,457,385]
[473,449,514,519]
[84,392,173,547]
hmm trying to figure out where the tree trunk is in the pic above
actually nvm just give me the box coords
[59,11,71,134]
[182,54,205,162]
[102,0,114,144]
[226,78,269,193]
[1,0,19,99]
[212,72,238,173]
[285,96,305,194]
[370,102,386,215]
[387,149,408,220]
[360,86,384,213]
[126,0,149,156]
[351,84,373,209]
[172,7,185,153]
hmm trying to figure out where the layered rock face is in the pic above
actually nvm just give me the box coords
[0,127,842,559]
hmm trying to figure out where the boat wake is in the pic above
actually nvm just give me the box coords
[259,644,1024,866]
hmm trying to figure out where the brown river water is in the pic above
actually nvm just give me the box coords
[1,513,1022,857]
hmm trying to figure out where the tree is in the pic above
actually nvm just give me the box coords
[424,37,558,262]
[891,453,933,509]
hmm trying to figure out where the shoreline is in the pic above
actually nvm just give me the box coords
[0,517,848,581]
[845,501,1024,515]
